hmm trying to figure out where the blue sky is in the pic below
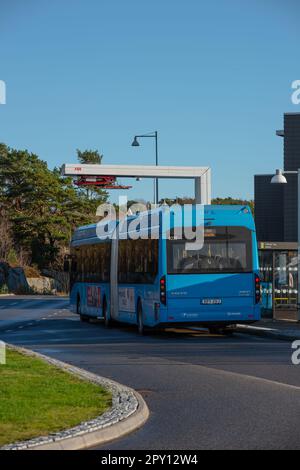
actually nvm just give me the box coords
[0,0,299,202]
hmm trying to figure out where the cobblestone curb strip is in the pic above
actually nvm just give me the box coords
[1,345,149,450]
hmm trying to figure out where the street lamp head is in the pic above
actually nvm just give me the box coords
[131,136,140,147]
[270,169,287,184]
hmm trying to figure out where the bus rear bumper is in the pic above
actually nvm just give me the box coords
[156,306,261,327]
[155,320,258,329]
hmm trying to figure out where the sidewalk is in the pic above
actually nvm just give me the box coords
[237,319,300,341]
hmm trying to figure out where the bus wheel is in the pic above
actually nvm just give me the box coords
[103,298,111,327]
[137,302,145,335]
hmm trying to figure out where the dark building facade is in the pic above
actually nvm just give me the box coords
[283,173,298,241]
[284,113,300,171]
[254,174,284,242]
[255,113,300,243]
[255,113,300,320]
[282,113,300,241]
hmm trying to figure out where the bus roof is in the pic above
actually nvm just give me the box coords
[71,205,255,245]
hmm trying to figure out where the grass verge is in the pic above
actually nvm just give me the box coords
[0,349,112,446]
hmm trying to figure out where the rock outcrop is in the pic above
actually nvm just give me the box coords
[0,263,68,294]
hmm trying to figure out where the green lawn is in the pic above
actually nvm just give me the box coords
[0,349,112,446]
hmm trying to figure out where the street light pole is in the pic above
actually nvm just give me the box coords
[132,131,159,205]
[271,168,300,322]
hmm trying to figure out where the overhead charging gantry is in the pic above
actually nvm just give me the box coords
[61,164,212,204]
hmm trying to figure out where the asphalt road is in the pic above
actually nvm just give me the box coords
[0,295,300,450]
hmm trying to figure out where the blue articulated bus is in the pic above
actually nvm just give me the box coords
[68,205,261,334]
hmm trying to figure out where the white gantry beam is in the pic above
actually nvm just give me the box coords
[61,164,211,204]
[62,164,209,179]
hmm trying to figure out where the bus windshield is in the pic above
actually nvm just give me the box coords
[167,226,252,274]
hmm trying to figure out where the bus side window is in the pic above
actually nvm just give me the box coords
[118,239,158,284]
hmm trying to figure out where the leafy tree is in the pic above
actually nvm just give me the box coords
[0,210,14,262]
[158,196,254,214]
[0,144,108,269]
[212,197,254,214]
[76,149,108,202]
[77,149,102,165]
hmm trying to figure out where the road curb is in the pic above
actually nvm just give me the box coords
[237,325,300,342]
[2,345,149,450]
[35,390,149,450]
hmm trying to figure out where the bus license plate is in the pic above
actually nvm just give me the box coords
[201,298,222,305]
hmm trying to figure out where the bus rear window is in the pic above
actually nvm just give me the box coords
[167,226,252,274]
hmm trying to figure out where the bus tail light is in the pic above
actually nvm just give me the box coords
[160,276,167,305]
[255,274,261,304]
